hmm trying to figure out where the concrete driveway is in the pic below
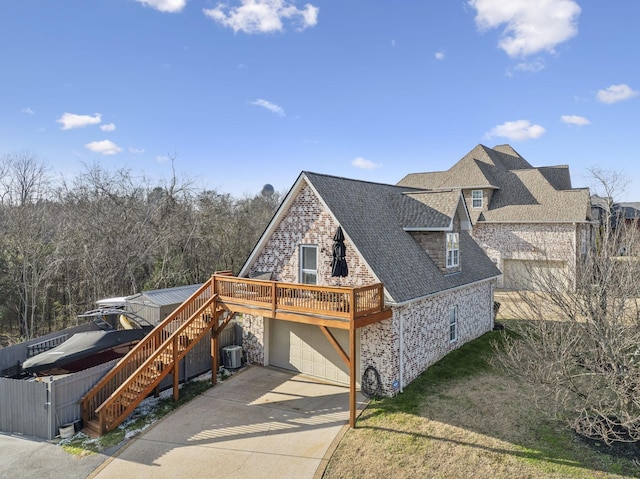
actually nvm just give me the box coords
[89,366,366,479]
[0,432,106,479]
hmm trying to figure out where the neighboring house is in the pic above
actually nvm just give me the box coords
[614,202,640,229]
[238,171,501,396]
[591,195,640,255]
[398,144,594,290]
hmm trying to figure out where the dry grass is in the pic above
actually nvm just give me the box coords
[324,329,640,479]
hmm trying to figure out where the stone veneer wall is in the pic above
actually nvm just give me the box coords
[242,314,265,365]
[249,183,378,287]
[242,181,378,366]
[360,280,494,397]
[472,222,577,287]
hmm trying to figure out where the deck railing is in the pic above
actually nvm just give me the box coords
[212,275,385,321]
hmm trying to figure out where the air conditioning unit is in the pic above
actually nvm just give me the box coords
[222,345,242,369]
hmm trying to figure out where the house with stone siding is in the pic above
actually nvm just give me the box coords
[398,144,594,290]
[238,171,501,396]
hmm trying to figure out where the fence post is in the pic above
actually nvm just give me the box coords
[47,380,55,440]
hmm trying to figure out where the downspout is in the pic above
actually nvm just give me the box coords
[399,311,404,393]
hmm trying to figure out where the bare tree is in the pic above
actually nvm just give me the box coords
[0,153,282,337]
[0,151,49,205]
[497,168,640,445]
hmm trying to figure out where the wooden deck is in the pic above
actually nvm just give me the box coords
[212,274,392,329]
[213,273,392,428]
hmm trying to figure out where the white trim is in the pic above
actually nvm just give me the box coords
[449,305,458,343]
[478,220,592,224]
[403,227,451,232]
[446,232,459,268]
[239,172,307,278]
[387,275,501,307]
[471,189,483,209]
[299,244,318,284]
[456,193,472,231]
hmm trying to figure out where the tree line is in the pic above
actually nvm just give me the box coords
[0,151,282,340]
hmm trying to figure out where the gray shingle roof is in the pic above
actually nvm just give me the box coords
[303,172,501,304]
[397,144,591,224]
[391,189,461,230]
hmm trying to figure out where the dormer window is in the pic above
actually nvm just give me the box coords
[446,233,459,268]
[472,190,483,209]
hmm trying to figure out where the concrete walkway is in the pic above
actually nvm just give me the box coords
[89,366,366,479]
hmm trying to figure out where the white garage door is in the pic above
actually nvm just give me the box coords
[503,259,567,290]
[269,320,358,386]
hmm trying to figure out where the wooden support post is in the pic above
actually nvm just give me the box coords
[212,319,219,386]
[173,336,179,401]
[349,289,357,428]
[271,281,277,318]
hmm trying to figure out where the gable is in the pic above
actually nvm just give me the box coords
[241,181,378,286]
[241,172,501,304]
[398,144,590,225]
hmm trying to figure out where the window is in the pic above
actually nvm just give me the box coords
[300,245,318,284]
[471,190,483,209]
[449,306,458,342]
[446,233,459,268]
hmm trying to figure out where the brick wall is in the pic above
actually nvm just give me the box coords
[472,222,578,287]
[360,280,494,396]
[241,313,265,365]
[250,183,377,286]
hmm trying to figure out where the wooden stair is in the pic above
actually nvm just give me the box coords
[80,278,231,435]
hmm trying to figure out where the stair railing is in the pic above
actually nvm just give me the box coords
[80,278,215,433]
[93,294,219,433]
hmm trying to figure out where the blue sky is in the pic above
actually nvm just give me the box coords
[1,1,638,200]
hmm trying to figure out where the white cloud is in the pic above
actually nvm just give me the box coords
[596,84,638,104]
[100,123,116,132]
[249,99,285,116]
[135,0,187,13]
[204,0,319,34]
[513,59,545,73]
[435,51,445,60]
[561,114,590,126]
[57,112,102,130]
[391,39,396,47]
[85,140,123,155]
[22,107,34,114]
[352,157,381,170]
[156,155,171,163]
[485,120,545,141]
[129,147,146,154]
[469,0,580,58]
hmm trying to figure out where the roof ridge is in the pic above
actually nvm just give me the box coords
[303,170,414,191]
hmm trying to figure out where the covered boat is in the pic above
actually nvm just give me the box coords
[22,309,153,375]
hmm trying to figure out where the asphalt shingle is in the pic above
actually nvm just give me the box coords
[397,143,591,224]
[303,172,501,304]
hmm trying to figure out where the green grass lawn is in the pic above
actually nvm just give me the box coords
[324,328,640,479]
